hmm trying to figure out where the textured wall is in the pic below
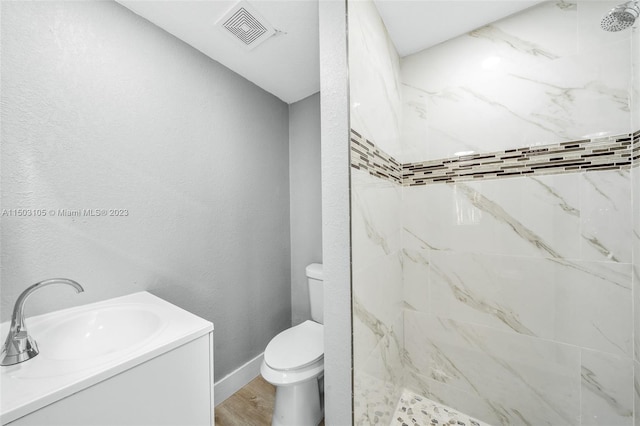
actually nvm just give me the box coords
[319,0,352,423]
[633,17,640,426]
[289,93,322,326]
[634,164,640,426]
[348,1,405,424]
[0,1,290,381]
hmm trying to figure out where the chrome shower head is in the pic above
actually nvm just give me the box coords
[601,1,639,32]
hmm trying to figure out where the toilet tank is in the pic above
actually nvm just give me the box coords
[306,263,324,324]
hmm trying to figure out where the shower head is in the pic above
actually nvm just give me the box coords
[601,1,639,32]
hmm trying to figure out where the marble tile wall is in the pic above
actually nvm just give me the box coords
[352,165,404,426]
[399,1,634,164]
[349,1,639,425]
[396,2,638,425]
[350,142,637,425]
[349,0,403,161]
[402,169,636,425]
[348,1,405,424]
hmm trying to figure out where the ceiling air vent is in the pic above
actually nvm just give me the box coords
[217,1,276,50]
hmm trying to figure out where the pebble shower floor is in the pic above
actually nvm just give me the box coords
[392,389,491,426]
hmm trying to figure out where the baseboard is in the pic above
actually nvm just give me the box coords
[214,352,264,406]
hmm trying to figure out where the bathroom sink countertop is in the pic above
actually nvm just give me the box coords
[0,291,213,425]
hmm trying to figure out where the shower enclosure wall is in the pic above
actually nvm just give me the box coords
[350,1,640,425]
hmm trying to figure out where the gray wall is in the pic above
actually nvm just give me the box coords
[289,93,322,325]
[0,1,291,381]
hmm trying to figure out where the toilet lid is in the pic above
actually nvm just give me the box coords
[264,320,324,371]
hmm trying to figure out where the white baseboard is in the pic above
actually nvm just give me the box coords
[214,352,264,406]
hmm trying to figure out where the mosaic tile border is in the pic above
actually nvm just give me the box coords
[350,129,402,185]
[350,129,640,186]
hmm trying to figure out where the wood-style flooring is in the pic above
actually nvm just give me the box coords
[214,376,325,426]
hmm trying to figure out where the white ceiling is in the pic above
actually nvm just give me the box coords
[374,0,543,57]
[117,0,541,104]
[117,0,320,104]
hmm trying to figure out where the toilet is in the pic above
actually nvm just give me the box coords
[261,263,324,426]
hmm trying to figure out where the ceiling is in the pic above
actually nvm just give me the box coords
[374,0,543,57]
[117,0,320,104]
[117,0,541,104]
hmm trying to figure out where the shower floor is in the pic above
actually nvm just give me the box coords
[392,389,491,426]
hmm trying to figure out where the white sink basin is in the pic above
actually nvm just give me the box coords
[0,292,214,425]
[38,307,163,361]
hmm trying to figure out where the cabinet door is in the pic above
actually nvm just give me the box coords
[9,334,213,426]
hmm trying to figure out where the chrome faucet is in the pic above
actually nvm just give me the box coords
[1,278,84,366]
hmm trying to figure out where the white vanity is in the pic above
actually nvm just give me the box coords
[0,292,214,425]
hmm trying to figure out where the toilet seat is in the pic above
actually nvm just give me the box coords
[264,320,323,371]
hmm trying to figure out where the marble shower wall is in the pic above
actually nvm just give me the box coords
[402,171,635,425]
[400,1,634,164]
[349,0,402,161]
[349,1,638,424]
[348,1,404,424]
[400,2,639,425]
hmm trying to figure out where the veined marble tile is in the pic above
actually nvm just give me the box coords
[478,1,579,58]
[581,349,634,426]
[404,174,582,259]
[401,228,430,313]
[580,170,632,263]
[404,310,581,425]
[354,312,404,426]
[353,295,383,368]
[428,252,632,356]
[360,312,403,386]
[399,1,632,164]
[352,252,403,346]
[400,2,577,95]
[465,175,582,258]
[348,0,403,161]
[351,168,402,272]
[354,369,398,426]
[401,183,439,251]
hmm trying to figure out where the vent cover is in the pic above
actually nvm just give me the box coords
[217,1,275,50]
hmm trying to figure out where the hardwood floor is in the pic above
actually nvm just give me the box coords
[214,376,324,426]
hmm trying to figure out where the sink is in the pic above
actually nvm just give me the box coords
[0,292,214,425]
[37,306,163,361]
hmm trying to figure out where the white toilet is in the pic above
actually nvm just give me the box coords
[261,263,324,426]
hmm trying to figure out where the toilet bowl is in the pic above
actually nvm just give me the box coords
[261,320,324,426]
[261,263,324,426]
